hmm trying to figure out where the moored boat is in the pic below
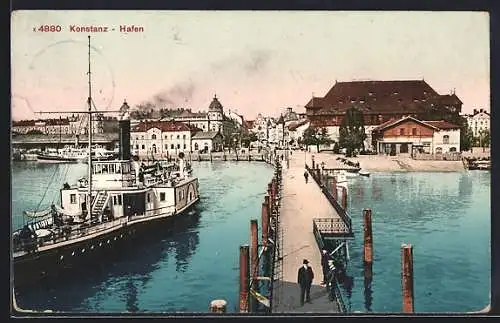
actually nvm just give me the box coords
[12,36,201,288]
[359,170,370,177]
[36,147,88,163]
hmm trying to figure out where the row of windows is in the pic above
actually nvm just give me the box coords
[134,134,188,140]
[135,144,187,150]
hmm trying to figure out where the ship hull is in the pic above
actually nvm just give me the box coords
[13,198,200,288]
[36,155,86,163]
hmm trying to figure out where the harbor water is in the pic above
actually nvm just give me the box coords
[12,161,274,312]
[11,162,490,313]
[343,171,490,313]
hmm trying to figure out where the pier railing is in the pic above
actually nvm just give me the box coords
[305,164,352,233]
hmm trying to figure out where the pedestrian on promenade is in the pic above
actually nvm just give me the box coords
[297,259,314,306]
[304,171,309,183]
[321,249,330,285]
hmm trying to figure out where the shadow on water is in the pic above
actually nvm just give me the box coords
[14,208,202,312]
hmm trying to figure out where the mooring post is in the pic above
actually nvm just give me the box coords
[262,201,269,248]
[239,245,250,313]
[401,243,414,313]
[341,186,348,210]
[210,151,213,162]
[363,209,373,264]
[250,219,259,312]
[209,299,227,313]
[331,178,337,200]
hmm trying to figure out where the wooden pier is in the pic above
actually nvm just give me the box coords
[272,151,353,313]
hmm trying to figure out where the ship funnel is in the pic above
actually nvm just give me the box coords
[118,100,131,160]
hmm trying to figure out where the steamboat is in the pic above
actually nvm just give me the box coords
[11,36,200,288]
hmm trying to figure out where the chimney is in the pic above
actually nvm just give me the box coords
[473,109,478,115]
[119,100,131,160]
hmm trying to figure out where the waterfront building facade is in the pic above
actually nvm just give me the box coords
[465,108,490,137]
[130,120,193,157]
[372,116,460,155]
[13,115,104,135]
[160,95,238,145]
[286,119,310,147]
[305,80,463,151]
[191,131,223,152]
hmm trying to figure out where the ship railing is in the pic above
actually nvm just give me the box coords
[13,206,178,253]
[129,206,176,222]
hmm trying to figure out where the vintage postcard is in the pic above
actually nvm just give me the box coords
[11,11,490,314]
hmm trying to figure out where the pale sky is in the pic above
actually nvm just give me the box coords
[11,11,490,121]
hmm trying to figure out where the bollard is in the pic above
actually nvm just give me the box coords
[341,186,348,210]
[209,299,227,313]
[401,243,414,313]
[363,209,373,264]
[250,219,259,281]
[262,202,269,248]
[239,245,250,313]
[331,178,337,200]
[250,219,259,313]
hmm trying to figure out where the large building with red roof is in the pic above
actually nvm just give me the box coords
[304,79,463,151]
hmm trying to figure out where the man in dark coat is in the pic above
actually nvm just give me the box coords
[297,259,314,305]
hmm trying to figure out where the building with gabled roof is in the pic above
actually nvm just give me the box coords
[191,130,223,152]
[371,116,460,155]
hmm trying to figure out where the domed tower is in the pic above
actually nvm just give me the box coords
[207,94,224,132]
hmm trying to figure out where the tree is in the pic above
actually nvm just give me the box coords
[462,126,475,152]
[479,130,490,152]
[318,127,333,148]
[339,107,367,157]
[303,126,320,152]
[303,126,333,152]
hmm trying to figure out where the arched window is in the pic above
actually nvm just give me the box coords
[151,134,156,140]
[435,147,443,154]
[443,135,449,144]
[450,147,457,152]
[183,134,186,139]
[194,143,199,150]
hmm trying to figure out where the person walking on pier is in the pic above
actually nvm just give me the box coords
[297,259,314,306]
[304,171,309,183]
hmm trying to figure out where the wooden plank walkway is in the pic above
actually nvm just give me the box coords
[272,151,343,313]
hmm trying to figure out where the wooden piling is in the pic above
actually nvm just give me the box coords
[262,202,269,248]
[239,245,250,313]
[401,243,414,313]
[331,178,337,200]
[341,186,348,210]
[250,219,259,281]
[363,209,373,264]
[209,299,227,313]
[250,219,259,312]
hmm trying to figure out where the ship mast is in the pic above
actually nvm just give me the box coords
[87,35,93,207]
